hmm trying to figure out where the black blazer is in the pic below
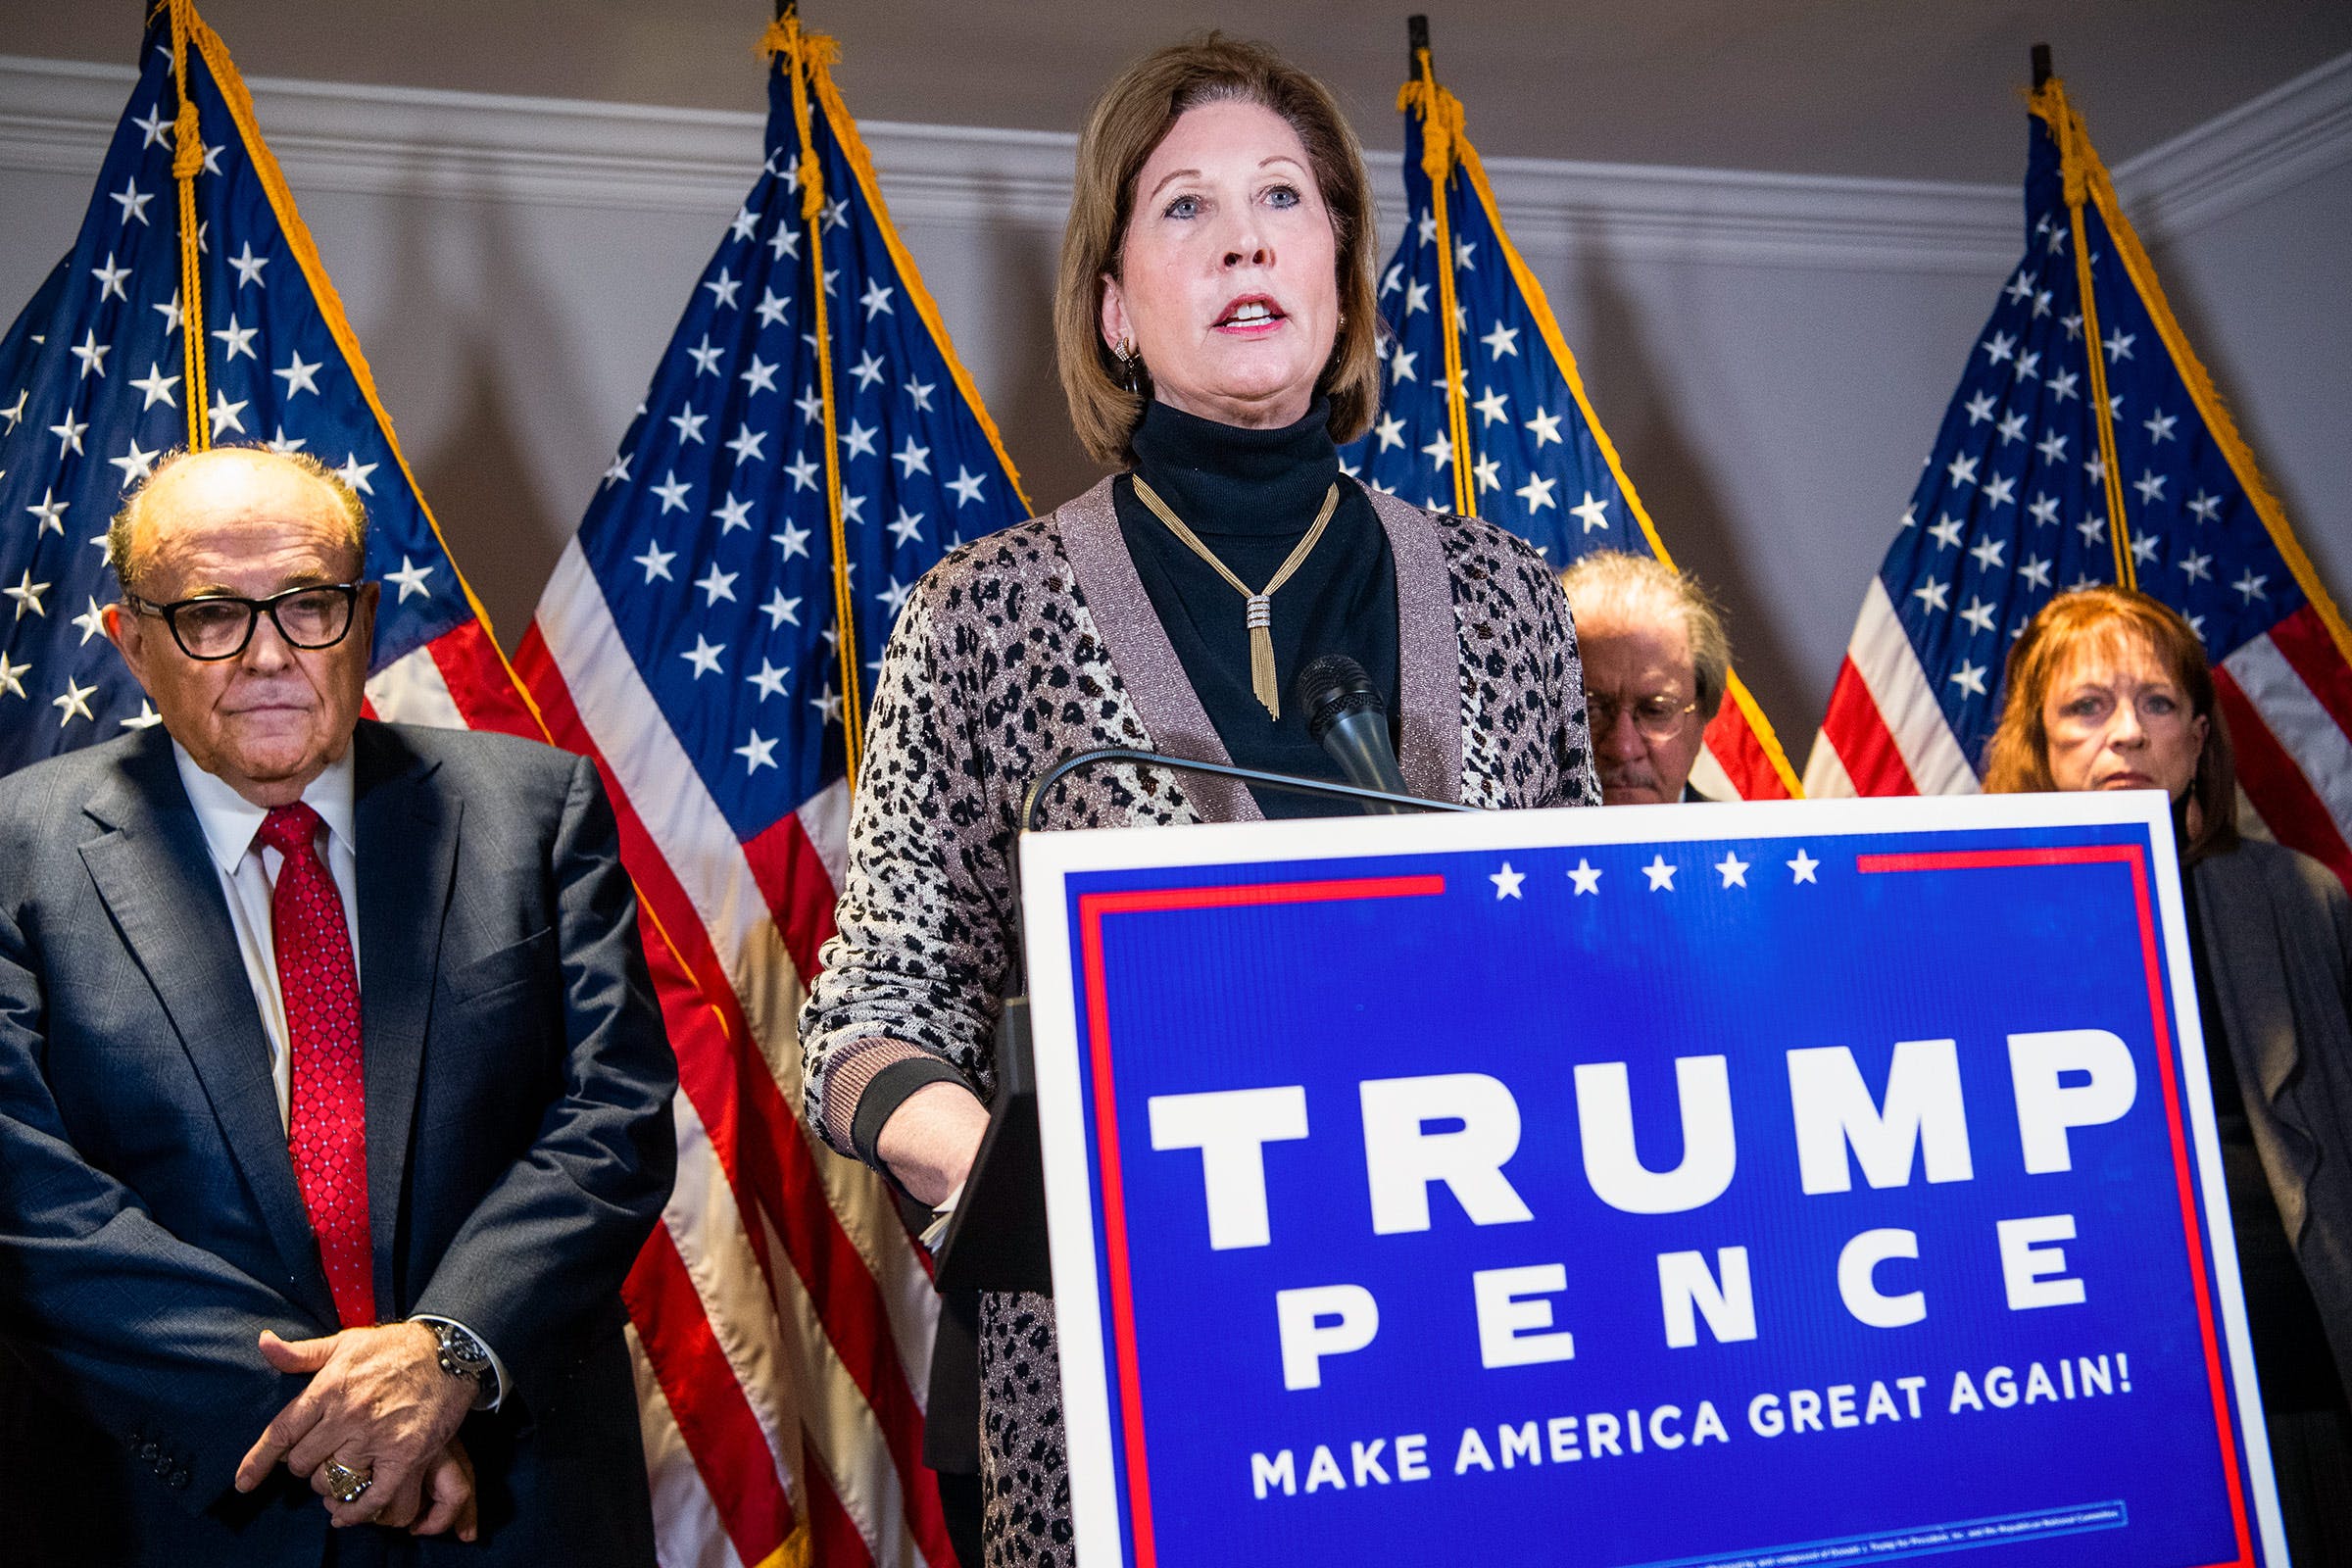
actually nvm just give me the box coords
[0,720,676,1564]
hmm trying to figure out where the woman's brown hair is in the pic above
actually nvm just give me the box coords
[1983,586,2240,861]
[1054,34,1383,467]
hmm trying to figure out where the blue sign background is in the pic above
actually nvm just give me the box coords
[1049,816,2264,1567]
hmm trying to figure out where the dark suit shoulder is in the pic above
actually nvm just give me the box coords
[0,728,172,851]
[0,729,155,811]
[371,720,582,784]
[361,720,590,813]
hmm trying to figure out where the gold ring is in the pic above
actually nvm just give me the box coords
[320,1458,374,1505]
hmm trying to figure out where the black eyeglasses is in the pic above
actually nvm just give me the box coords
[122,582,364,662]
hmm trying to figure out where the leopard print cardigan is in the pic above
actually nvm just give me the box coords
[800,475,1596,1565]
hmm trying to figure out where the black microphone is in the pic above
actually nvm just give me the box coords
[1297,655,1413,815]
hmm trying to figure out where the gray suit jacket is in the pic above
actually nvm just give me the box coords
[2191,836,2352,1407]
[0,720,676,1564]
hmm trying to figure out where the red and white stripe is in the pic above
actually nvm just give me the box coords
[363,619,543,738]
[1806,577,1984,801]
[1694,700,1793,802]
[2214,605,2352,886]
[516,539,953,1568]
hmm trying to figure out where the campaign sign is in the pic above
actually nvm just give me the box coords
[1019,793,2283,1568]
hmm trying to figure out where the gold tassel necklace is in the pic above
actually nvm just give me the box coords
[1129,475,1340,721]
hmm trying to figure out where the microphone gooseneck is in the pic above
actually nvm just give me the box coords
[1296,654,1413,815]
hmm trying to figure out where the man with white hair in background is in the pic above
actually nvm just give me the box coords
[1559,550,1733,806]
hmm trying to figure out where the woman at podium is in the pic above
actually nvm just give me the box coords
[799,33,1598,1565]
[1985,586,2352,1556]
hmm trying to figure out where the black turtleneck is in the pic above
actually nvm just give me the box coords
[1113,399,1400,818]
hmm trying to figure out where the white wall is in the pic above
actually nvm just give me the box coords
[2144,160,2352,607]
[1,54,2343,744]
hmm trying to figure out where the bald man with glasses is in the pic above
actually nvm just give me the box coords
[0,446,674,1564]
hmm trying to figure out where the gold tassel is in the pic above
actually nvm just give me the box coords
[1246,594,1277,718]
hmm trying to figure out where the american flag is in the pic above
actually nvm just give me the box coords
[1339,48,1803,802]
[0,5,533,772]
[513,14,1025,1567]
[1805,74,2352,888]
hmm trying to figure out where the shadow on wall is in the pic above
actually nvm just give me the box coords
[976,194,1100,515]
[372,171,587,660]
[2136,224,2352,616]
[1570,249,1813,745]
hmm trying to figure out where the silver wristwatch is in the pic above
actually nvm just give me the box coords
[427,1319,500,1409]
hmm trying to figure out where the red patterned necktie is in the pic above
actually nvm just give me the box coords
[259,801,375,1329]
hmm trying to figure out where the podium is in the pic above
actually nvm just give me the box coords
[933,998,1051,1297]
[1005,792,2283,1565]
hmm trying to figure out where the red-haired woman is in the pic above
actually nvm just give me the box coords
[1986,586,2352,1554]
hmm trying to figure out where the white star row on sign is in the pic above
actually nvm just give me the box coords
[1495,847,1828,899]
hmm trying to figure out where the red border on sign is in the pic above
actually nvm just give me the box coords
[1857,844,2254,1568]
[1076,873,1446,1568]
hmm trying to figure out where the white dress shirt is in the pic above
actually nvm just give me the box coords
[172,742,507,1407]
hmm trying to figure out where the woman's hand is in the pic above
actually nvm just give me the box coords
[877,1080,992,1207]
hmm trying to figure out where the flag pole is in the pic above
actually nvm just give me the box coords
[1403,17,1477,519]
[1406,20,1804,796]
[164,0,211,452]
[763,0,866,784]
[2048,47,2352,668]
[2031,48,2137,589]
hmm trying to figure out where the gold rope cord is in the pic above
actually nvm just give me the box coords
[166,0,209,453]
[2035,79,2136,590]
[1400,52,1476,519]
[762,13,864,786]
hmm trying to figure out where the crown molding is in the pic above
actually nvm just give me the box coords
[1,48,2346,275]
[2112,50,2352,241]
